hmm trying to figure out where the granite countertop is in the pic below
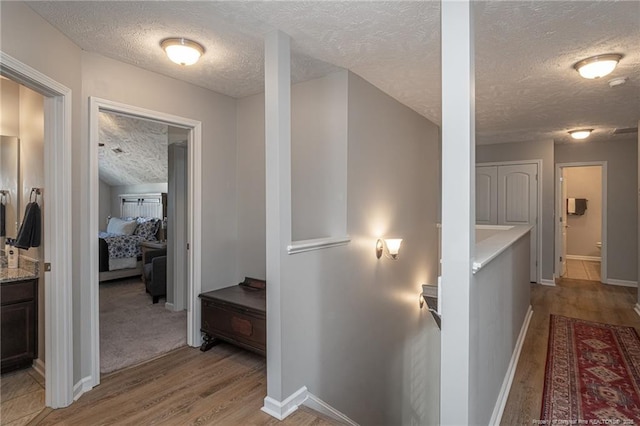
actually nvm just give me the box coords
[0,254,40,284]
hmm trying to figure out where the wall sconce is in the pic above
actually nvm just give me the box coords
[376,238,403,260]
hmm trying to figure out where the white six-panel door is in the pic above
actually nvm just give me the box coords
[476,166,497,225]
[476,162,538,283]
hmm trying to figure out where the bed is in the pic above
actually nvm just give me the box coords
[99,193,166,282]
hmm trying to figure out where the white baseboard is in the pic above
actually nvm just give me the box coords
[73,376,93,401]
[604,279,638,288]
[566,255,601,262]
[32,358,45,379]
[165,302,174,311]
[304,392,358,425]
[489,306,533,426]
[262,386,308,420]
[634,304,640,319]
[539,279,556,286]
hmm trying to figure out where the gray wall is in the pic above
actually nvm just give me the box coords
[470,232,531,424]
[565,166,602,258]
[477,140,555,282]
[291,71,348,241]
[556,138,638,282]
[237,71,441,424]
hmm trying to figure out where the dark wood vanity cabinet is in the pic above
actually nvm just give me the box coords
[1,279,38,374]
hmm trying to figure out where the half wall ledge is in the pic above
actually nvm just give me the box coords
[287,236,351,255]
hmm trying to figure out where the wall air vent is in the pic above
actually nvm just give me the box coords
[613,127,638,135]
[112,147,124,154]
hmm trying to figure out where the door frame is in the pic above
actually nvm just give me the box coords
[0,52,74,407]
[477,159,543,283]
[87,97,202,388]
[555,161,607,282]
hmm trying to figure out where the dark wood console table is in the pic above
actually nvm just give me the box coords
[199,277,266,356]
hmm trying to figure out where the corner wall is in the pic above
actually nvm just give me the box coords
[236,70,441,424]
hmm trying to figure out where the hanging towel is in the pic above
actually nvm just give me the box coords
[0,202,5,237]
[15,202,41,249]
[574,198,587,215]
[567,198,576,214]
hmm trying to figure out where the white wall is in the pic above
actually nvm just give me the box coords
[237,70,441,424]
[477,140,554,282]
[564,166,602,258]
[1,77,20,136]
[470,233,531,424]
[556,139,638,282]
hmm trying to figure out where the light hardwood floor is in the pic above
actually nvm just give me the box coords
[32,343,341,425]
[501,278,639,425]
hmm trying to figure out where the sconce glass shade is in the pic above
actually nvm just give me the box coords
[385,239,403,258]
[161,38,205,66]
[573,54,622,79]
[376,238,403,260]
[569,129,593,140]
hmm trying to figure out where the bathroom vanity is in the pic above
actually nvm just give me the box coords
[1,260,39,374]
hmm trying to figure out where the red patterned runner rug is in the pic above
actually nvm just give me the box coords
[541,315,640,424]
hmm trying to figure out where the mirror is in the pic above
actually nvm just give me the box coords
[0,135,20,245]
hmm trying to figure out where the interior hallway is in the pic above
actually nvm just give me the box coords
[29,344,340,426]
[501,278,639,424]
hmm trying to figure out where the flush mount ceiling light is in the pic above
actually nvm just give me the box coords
[569,129,593,140]
[161,38,205,66]
[573,54,623,79]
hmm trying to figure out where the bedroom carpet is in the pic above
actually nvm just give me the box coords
[100,278,187,374]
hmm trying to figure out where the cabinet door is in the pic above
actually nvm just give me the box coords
[476,166,498,224]
[1,300,36,371]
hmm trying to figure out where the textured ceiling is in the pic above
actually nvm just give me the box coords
[99,112,168,186]
[29,1,640,145]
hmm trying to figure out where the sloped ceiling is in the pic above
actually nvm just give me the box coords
[98,112,168,186]
[29,1,640,145]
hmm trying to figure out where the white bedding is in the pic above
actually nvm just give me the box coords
[109,257,137,271]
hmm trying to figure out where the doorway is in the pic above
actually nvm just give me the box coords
[0,52,74,408]
[555,162,607,282]
[87,97,202,389]
[96,111,189,375]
